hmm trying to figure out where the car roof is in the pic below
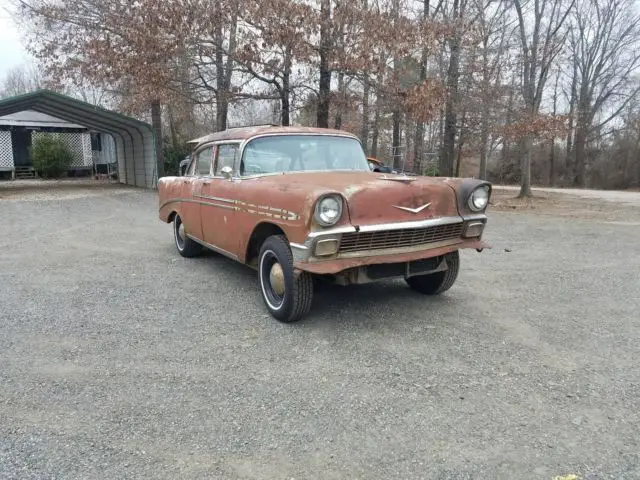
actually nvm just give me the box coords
[189,126,359,147]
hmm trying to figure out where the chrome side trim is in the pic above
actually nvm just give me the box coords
[160,197,299,219]
[186,234,239,261]
[195,194,236,204]
[203,203,237,211]
[160,198,236,210]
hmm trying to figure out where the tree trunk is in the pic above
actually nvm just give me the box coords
[361,74,370,153]
[371,68,384,158]
[573,123,587,187]
[414,121,425,172]
[405,118,414,172]
[455,110,466,177]
[479,107,489,180]
[215,22,227,131]
[549,72,559,186]
[635,136,640,188]
[500,77,515,181]
[371,97,380,157]
[334,71,344,129]
[549,140,555,186]
[317,0,331,128]
[392,110,402,170]
[518,136,532,197]
[440,0,460,177]
[565,62,577,182]
[281,50,292,126]
[281,85,290,127]
[391,0,402,170]
[167,104,178,147]
[151,99,164,180]
[413,0,430,171]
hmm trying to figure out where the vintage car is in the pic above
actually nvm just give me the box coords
[158,126,491,323]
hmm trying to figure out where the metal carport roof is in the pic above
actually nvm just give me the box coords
[0,90,158,188]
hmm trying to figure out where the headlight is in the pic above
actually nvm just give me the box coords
[468,185,490,211]
[314,195,343,226]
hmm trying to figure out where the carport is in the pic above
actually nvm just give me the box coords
[0,90,158,188]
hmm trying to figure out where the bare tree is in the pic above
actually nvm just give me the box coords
[441,0,465,177]
[473,0,511,180]
[513,0,574,197]
[0,64,43,97]
[568,0,640,186]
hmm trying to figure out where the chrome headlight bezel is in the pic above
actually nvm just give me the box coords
[468,185,490,212]
[314,195,343,227]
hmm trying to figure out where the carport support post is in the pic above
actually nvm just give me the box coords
[151,100,165,179]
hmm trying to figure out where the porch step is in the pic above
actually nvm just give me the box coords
[14,167,37,179]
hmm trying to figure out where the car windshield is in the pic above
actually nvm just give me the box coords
[240,135,369,176]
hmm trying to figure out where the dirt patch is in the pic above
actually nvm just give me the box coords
[489,188,640,224]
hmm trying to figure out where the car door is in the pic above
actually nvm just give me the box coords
[182,145,214,241]
[199,142,241,257]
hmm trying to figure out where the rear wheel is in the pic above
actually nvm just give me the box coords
[173,214,203,258]
[406,251,460,295]
[258,235,314,322]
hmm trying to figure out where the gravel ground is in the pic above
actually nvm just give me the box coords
[1,183,639,479]
[496,185,640,208]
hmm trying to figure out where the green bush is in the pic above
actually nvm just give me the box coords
[30,135,74,178]
[163,141,192,177]
[423,163,440,177]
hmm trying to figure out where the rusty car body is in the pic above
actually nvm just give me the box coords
[158,126,491,322]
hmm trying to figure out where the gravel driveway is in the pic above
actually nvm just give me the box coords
[1,183,639,479]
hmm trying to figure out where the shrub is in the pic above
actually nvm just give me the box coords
[30,135,74,178]
[163,141,192,177]
[423,163,440,177]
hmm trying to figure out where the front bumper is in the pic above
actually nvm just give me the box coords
[291,214,489,275]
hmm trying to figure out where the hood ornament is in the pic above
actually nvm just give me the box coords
[393,202,432,214]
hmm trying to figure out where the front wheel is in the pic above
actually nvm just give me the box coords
[406,251,460,295]
[258,235,314,323]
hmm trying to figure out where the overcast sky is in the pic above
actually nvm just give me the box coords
[0,1,31,77]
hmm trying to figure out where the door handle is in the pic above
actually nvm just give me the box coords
[203,181,211,185]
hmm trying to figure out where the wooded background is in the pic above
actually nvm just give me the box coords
[3,0,640,194]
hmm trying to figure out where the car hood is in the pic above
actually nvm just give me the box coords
[254,171,461,226]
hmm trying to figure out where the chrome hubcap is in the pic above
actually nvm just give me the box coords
[177,222,185,242]
[269,262,285,297]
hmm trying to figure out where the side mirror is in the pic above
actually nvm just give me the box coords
[221,165,233,179]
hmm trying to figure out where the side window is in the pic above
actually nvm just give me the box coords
[215,144,238,176]
[195,147,213,176]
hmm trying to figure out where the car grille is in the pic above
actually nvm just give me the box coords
[339,222,463,253]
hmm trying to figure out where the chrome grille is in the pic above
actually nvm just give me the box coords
[339,222,463,253]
